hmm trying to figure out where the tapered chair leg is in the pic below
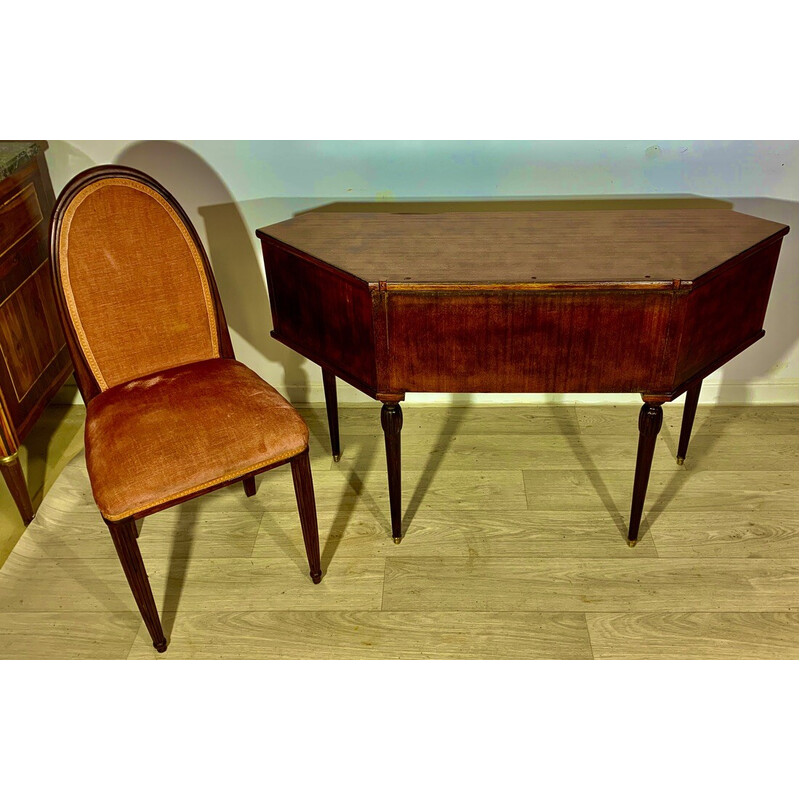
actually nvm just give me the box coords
[677,380,702,465]
[1,451,34,525]
[290,449,323,583]
[627,402,663,547]
[243,475,257,497]
[322,367,341,462]
[381,402,403,543]
[105,517,167,652]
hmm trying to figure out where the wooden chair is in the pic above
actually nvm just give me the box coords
[49,165,322,652]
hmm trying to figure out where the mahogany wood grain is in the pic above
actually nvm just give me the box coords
[262,238,377,395]
[258,207,790,547]
[672,240,781,388]
[259,210,787,285]
[0,219,50,299]
[0,263,65,398]
[0,183,43,261]
[0,146,71,523]
[384,288,677,394]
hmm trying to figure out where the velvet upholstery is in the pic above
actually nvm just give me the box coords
[57,177,219,390]
[85,359,308,520]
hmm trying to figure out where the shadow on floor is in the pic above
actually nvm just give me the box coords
[550,394,628,539]
[401,396,474,533]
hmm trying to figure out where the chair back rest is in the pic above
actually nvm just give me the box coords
[50,166,230,399]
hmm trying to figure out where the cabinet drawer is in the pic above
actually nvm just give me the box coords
[0,181,44,261]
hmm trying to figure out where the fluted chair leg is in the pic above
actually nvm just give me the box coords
[105,517,167,652]
[290,449,323,584]
[243,475,257,497]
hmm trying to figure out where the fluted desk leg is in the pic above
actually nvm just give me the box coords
[322,368,341,462]
[628,401,663,546]
[381,402,403,543]
[677,380,702,465]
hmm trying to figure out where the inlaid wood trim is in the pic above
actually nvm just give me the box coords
[0,182,43,261]
[0,394,19,454]
[106,443,308,522]
[0,258,47,312]
[2,346,61,405]
[50,166,235,404]
[0,260,63,403]
[384,281,692,293]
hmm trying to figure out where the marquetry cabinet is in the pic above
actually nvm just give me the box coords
[0,141,72,523]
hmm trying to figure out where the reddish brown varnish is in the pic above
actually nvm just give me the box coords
[257,209,790,545]
[0,144,72,524]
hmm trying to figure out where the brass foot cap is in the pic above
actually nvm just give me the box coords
[627,539,638,548]
[392,536,402,544]
[333,454,341,462]
[676,456,685,465]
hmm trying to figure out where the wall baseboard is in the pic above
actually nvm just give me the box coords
[52,379,799,407]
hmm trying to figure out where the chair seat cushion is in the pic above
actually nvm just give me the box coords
[84,358,308,520]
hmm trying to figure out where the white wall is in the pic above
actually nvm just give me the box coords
[46,140,798,406]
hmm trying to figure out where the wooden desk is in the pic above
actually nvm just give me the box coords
[257,209,789,546]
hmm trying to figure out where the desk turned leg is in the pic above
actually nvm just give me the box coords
[322,368,341,462]
[677,380,702,465]
[381,402,403,543]
[1,451,34,525]
[627,402,663,547]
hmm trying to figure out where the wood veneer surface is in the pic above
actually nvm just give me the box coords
[258,210,787,285]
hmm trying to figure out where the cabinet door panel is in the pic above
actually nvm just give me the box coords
[0,263,66,402]
[0,182,43,261]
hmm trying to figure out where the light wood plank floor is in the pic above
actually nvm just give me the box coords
[0,406,86,566]
[0,403,797,659]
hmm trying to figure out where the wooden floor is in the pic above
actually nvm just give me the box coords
[0,403,797,659]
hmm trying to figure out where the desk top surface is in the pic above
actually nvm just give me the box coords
[258,209,788,286]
